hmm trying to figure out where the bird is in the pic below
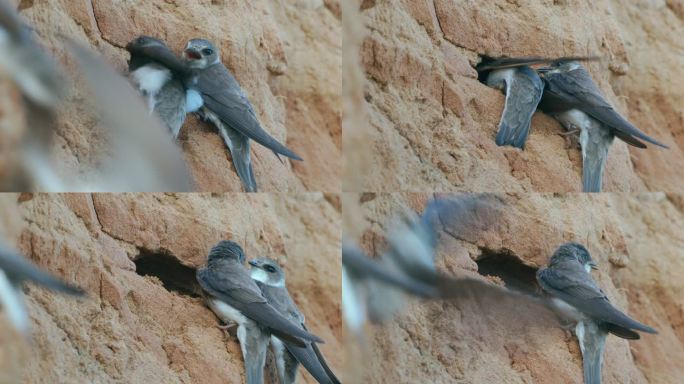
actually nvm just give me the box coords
[126,36,203,139]
[537,243,657,384]
[343,194,557,334]
[0,0,64,190]
[249,257,340,384]
[67,41,194,192]
[479,58,545,149]
[537,60,668,192]
[0,243,84,335]
[181,38,303,192]
[196,241,322,384]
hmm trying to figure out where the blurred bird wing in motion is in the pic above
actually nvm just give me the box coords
[67,42,193,191]
[477,55,600,72]
[0,244,85,334]
[0,0,62,108]
[0,0,66,191]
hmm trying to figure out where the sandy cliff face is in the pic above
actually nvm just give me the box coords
[344,0,684,192]
[11,0,340,192]
[0,193,341,383]
[344,193,684,383]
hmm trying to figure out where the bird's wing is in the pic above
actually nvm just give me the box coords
[284,337,339,384]
[537,265,656,333]
[545,68,667,148]
[0,245,84,296]
[342,243,438,298]
[155,79,187,139]
[128,44,188,74]
[198,65,302,160]
[477,56,598,72]
[493,67,543,149]
[197,266,322,345]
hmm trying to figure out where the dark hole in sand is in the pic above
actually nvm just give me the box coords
[475,248,540,295]
[134,249,201,298]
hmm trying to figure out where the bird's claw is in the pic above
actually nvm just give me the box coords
[218,322,237,340]
[558,128,581,149]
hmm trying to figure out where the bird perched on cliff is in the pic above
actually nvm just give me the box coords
[249,257,340,384]
[126,36,203,139]
[0,0,65,190]
[196,241,322,384]
[0,243,84,335]
[181,38,303,192]
[537,243,657,384]
[343,194,557,334]
[477,57,546,149]
[536,60,668,192]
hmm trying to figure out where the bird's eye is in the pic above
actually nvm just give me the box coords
[202,48,214,56]
[264,265,276,273]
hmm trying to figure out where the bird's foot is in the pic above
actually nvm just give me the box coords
[558,128,581,149]
[218,322,237,340]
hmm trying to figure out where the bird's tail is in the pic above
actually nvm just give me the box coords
[581,129,612,193]
[577,321,607,384]
[217,124,258,192]
[238,323,268,384]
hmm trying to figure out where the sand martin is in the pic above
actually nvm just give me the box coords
[0,243,84,334]
[196,241,322,384]
[182,38,303,192]
[0,0,64,190]
[537,61,668,192]
[537,243,657,383]
[343,195,556,334]
[479,58,545,149]
[249,257,340,384]
[126,36,203,139]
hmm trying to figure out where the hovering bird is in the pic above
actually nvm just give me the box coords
[196,241,322,384]
[68,41,194,192]
[181,38,303,192]
[537,243,657,384]
[0,243,84,335]
[126,36,203,139]
[249,257,340,384]
[537,60,668,192]
[0,0,64,190]
[343,194,556,334]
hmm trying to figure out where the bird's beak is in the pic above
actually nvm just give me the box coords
[589,261,598,270]
[537,66,552,74]
[184,47,202,60]
[248,259,259,267]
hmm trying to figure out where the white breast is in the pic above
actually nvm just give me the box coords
[207,298,248,326]
[131,65,171,97]
[555,109,593,132]
[185,89,204,113]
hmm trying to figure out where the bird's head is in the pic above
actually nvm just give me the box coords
[183,38,220,69]
[550,242,598,273]
[248,257,286,287]
[207,240,246,264]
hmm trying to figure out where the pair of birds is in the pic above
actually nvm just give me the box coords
[343,195,656,384]
[478,57,668,192]
[126,36,303,192]
[196,240,339,384]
